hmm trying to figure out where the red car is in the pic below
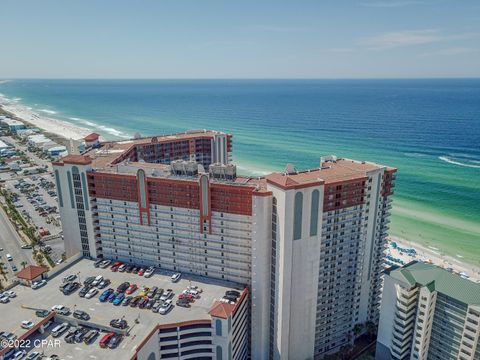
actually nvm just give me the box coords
[178,293,194,302]
[125,284,137,295]
[100,332,115,348]
[138,268,145,276]
[111,261,122,272]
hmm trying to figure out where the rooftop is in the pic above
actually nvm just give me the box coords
[15,265,48,281]
[389,261,480,305]
[266,158,395,189]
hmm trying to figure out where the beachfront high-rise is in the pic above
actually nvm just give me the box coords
[376,261,480,360]
[52,129,396,359]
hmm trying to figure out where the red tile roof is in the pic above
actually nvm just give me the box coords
[60,154,92,165]
[16,265,48,280]
[208,301,236,319]
[84,133,100,142]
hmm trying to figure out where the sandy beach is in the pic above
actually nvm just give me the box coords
[0,95,92,140]
[387,235,480,283]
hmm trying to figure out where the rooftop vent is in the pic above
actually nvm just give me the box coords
[209,163,236,181]
[284,163,296,175]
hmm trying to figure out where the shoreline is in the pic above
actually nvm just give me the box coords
[388,235,480,282]
[0,95,92,141]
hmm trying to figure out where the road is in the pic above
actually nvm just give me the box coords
[0,206,33,280]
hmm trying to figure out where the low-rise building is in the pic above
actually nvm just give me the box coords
[376,261,480,360]
[0,118,26,133]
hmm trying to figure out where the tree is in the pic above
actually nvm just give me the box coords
[21,261,27,269]
[365,321,377,340]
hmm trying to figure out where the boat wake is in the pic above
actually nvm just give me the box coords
[438,156,480,169]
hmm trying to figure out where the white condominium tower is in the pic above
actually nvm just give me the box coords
[376,261,480,360]
[53,130,396,359]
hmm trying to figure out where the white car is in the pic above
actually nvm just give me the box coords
[51,304,66,312]
[5,290,16,298]
[144,267,155,278]
[6,253,13,261]
[63,274,77,283]
[85,288,98,299]
[0,295,10,303]
[26,352,40,360]
[31,279,47,289]
[21,320,34,329]
[160,289,173,301]
[159,299,173,314]
[92,275,103,286]
[43,320,53,329]
[171,272,181,282]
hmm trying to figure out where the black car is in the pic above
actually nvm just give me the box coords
[147,287,158,298]
[74,327,89,342]
[226,290,241,297]
[79,285,92,298]
[73,310,90,321]
[176,299,191,308]
[116,282,130,293]
[107,334,123,349]
[83,276,95,286]
[110,319,128,329]
[63,282,80,295]
[125,264,134,273]
[145,299,155,309]
[130,296,141,308]
[35,309,50,317]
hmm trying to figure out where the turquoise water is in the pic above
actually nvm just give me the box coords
[1,79,479,264]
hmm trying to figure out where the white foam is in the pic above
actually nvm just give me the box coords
[39,108,57,115]
[438,156,480,169]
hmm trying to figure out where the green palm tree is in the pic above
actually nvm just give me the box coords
[21,261,28,269]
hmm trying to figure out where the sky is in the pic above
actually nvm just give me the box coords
[1,0,479,79]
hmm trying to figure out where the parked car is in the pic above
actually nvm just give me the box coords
[107,291,119,303]
[117,282,130,293]
[21,244,32,249]
[85,288,98,299]
[93,259,104,268]
[144,266,155,278]
[26,352,40,360]
[62,282,80,295]
[145,298,155,309]
[159,300,173,314]
[171,272,181,282]
[91,275,103,286]
[178,293,194,302]
[31,279,47,289]
[97,279,110,289]
[51,305,71,315]
[21,320,34,329]
[35,309,50,318]
[99,288,114,302]
[118,264,127,272]
[138,297,149,309]
[147,286,158,298]
[100,332,115,348]
[63,274,77,283]
[4,290,16,298]
[51,322,70,337]
[107,334,123,349]
[125,284,137,295]
[138,268,145,276]
[83,330,99,345]
[152,301,162,313]
[13,350,26,360]
[74,327,89,342]
[122,296,133,306]
[98,259,111,268]
[129,296,141,308]
[73,310,90,321]
[79,285,92,298]
[113,293,125,306]
[125,264,134,273]
[138,287,149,297]
[176,299,191,308]
[110,319,128,329]
[83,276,95,286]
[160,289,174,301]
[0,294,10,303]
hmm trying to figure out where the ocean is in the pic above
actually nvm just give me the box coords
[1,79,479,265]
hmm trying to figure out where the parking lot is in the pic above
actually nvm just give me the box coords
[0,259,242,360]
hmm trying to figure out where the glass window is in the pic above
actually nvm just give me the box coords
[293,192,303,240]
[310,190,319,236]
[215,319,222,336]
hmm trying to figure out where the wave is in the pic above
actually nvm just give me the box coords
[39,108,57,115]
[403,152,426,158]
[438,156,480,169]
[68,117,130,139]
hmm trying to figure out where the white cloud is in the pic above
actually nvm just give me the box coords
[359,29,442,49]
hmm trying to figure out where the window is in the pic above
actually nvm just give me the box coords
[216,346,223,360]
[215,319,222,336]
[293,192,303,240]
[310,190,319,236]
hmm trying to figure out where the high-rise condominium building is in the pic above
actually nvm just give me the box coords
[53,129,396,359]
[376,261,480,360]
